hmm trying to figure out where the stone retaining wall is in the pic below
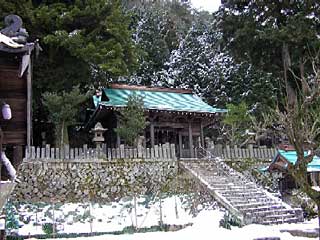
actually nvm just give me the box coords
[13,159,178,203]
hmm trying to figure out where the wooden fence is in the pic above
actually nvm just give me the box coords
[24,144,276,161]
[207,145,276,160]
[25,143,177,161]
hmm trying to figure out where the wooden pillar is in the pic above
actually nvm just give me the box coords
[116,134,121,147]
[13,146,23,168]
[188,121,194,158]
[200,121,204,148]
[27,57,32,147]
[178,131,182,158]
[150,122,155,148]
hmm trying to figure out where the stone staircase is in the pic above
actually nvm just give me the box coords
[180,159,303,225]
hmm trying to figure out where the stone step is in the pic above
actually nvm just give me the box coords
[239,204,285,212]
[210,185,255,191]
[253,213,297,222]
[235,202,284,211]
[228,198,276,205]
[221,191,266,198]
[260,216,300,225]
[181,161,304,225]
[249,208,296,217]
[221,188,264,194]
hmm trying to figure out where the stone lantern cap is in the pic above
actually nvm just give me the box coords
[92,122,107,132]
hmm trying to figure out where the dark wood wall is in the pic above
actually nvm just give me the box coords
[0,63,27,146]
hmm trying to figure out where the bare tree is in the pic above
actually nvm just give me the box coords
[276,46,320,236]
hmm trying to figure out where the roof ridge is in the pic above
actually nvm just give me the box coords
[108,83,193,94]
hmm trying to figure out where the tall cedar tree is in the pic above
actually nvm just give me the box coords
[115,94,146,146]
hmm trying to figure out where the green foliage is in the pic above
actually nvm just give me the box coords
[127,0,193,85]
[219,211,242,229]
[42,223,55,235]
[220,1,320,77]
[0,1,138,141]
[4,202,19,234]
[115,94,146,146]
[42,86,87,147]
[223,102,251,145]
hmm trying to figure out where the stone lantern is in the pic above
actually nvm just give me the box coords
[92,122,107,148]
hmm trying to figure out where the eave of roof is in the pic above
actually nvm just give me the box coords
[269,150,320,172]
[100,87,226,114]
[0,42,34,53]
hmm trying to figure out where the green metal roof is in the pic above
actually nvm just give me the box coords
[100,88,226,114]
[273,150,320,172]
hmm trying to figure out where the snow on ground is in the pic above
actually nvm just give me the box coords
[13,195,319,240]
[30,211,318,240]
[17,195,202,235]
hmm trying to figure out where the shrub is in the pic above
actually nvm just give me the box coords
[42,223,55,235]
[219,212,242,229]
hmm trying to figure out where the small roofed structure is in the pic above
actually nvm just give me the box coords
[0,14,37,212]
[86,84,226,158]
[267,145,320,193]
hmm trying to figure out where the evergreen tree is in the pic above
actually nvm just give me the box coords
[42,86,87,147]
[115,94,146,146]
[219,1,320,84]
[0,0,138,143]
[222,102,251,146]
[161,15,277,113]
[127,0,193,85]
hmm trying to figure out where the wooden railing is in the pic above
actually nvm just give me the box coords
[207,145,276,160]
[180,145,276,160]
[24,143,177,161]
[25,144,276,161]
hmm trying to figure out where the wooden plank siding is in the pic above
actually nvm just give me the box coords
[0,64,28,146]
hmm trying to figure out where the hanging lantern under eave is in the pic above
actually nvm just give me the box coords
[2,103,11,120]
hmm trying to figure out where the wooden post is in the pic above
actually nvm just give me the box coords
[83,144,88,158]
[116,134,121,148]
[31,146,36,159]
[150,122,155,148]
[154,145,159,158]
[226,145,231,159]
[249,144,254,158]
[170,144,176,160]
[178,132,182,158]
[51,148,55,160]
[188,122,194,158]
[120,144,125,158]
[200,121,204,148]
[13,146,23,170]
[45,144,50,159]
[27,57,32,147]
[41,147,45,159]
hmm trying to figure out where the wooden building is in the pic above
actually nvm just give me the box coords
[86,84,226,158]
[0,15,34,170]
[0,15,35,213]
[267,146,320,193]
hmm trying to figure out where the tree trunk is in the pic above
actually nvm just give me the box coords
[0,229,5,240]
[58,121,69,148]
[133,194,138,230]
[318,203,320,240]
